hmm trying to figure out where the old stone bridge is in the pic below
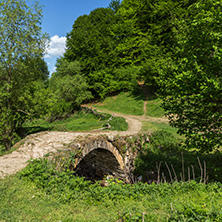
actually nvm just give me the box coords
[64,134,150,182]
[0,131,150,182]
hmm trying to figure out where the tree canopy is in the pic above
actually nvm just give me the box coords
[60,0,221,151]
[158,0,222,151]
[49,59,92,119]
[1,0,221,152]
[0,0,49,150]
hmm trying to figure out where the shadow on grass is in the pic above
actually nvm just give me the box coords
[131,84,158,101]
[23,126,51,136]
[135,148,222,183]
[134,130,222,183]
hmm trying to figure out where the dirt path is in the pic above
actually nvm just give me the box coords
[0,110,143,178]
[0,106,168,178]
[143,101,147,116]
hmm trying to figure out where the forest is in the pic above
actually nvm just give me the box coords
[0,0,222,220]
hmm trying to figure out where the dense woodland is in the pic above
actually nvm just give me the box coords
[0,0,221,152]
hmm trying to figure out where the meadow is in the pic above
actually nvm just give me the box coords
[1,92,222,221]
[23,109,128,135]
[1,159,222,221]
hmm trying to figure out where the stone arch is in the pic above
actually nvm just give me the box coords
[74,138,125,180]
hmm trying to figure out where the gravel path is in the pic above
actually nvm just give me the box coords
[0,112,143,178]
[0,103,168,179]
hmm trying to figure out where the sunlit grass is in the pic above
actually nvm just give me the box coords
[23,111,128,135]
[142,121,177,134]
[93,92,144,115]
[1,175,222,221]
[146,98,165,117]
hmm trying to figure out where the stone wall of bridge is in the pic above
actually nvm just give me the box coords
[60,134,151,183]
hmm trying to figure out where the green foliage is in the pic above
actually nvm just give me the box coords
[117,0,196,89]
[158,0,222,152]
[65,8,117,74]
[0,0,48,150]
[149,130,181,148]
[1,159,218,221]
[18,158,221,200]
[62,0,201,98]
[21,56,49,81]
[108,0,121,13]
[89,66,139,98]
[134,130,222,184]
[50,74,92,117]
[1,156,222,221]
[141,121,181,140]
[107,116,128,131]
[64,4,141,98]
[49,59,92,119]
[169,203,222,221]
[19,158,91,196]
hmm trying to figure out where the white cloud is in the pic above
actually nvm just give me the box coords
[52,67,57,73]
[44,35,67,58]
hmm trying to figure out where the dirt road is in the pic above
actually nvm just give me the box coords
[0,104,168,179]
[0,111,143,178]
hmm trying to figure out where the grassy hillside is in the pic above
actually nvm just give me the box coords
[93,92,144,116]
[93,91,166,118]
[1,91,222,221]
[23,91,167,136]
[145,98,165,117]
[23,110,128,135]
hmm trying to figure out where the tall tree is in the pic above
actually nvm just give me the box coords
[158,0,222,152]
[109,0,121,13]
[49,59,92,119]
[0,0,48,150]
[118,0,198,88]
[65,8,117,74]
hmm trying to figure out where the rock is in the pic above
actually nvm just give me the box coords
[107,135,114,142]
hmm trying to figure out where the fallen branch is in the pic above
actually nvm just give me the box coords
[17,109,33,116]
[91,123,111,131]
[107,115,114,122]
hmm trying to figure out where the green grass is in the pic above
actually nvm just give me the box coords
[146,98,165,117]
[108,116,128,131]
[1,130,222,221]
[1,174,222,221]
[2,90,222,221]
[0,146,17,157]
[141,121,186,146]
[23,111,128,135]
[93,92,144,115]
[92,91,165,117]
[142,121,179,135]
[134,130,222,184]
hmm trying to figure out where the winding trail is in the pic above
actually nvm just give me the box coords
[0,112,142,178]
[0,105,167,178]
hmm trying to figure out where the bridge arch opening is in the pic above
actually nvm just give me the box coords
[75,148,125,181]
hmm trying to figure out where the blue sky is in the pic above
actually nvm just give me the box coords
[41,0,112,74]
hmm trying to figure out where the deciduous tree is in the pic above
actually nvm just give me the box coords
[158,0,222,152]
[49,59,92,119]
[0,0,48,150]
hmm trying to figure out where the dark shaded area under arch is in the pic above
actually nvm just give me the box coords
[75,148,125,181]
